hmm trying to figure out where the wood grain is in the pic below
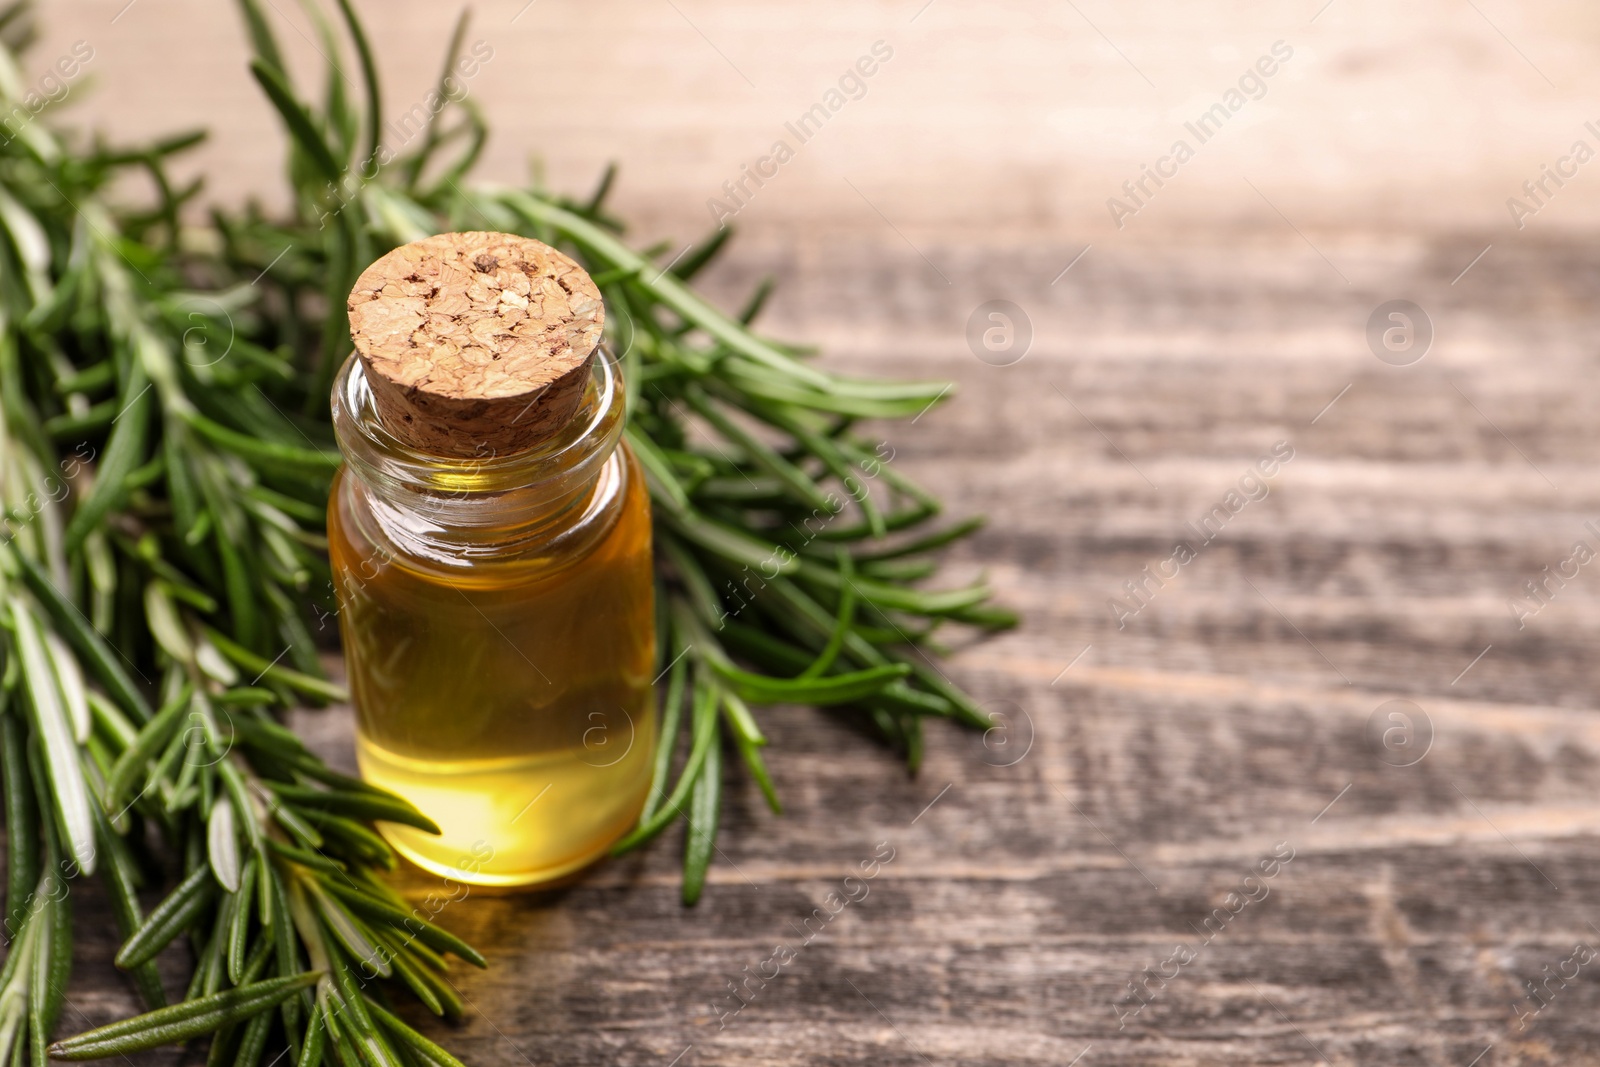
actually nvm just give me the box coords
[19,0,1600,1061]
[31,0,1600,241]
[31,228,1600,1065]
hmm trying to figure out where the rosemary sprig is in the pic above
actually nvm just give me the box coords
[0,0,1014,1062]
[204,0,1013,906]
[0,4,481,1063]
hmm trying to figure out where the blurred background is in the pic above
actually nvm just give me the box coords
[32,1,1600,1063]
[39,0,1600,234]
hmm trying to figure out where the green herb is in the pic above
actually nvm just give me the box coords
[0,0,1014,1063]
[48,972,322,1059]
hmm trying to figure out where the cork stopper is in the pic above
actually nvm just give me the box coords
[347,232,605,458]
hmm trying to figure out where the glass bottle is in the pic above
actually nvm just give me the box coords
[327,232,655,887]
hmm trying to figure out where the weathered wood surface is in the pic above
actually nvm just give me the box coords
[34,0,1600,238]
[40,228,1600,1066]
[27,0,1600,1062]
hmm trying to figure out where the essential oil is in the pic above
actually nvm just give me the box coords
[328,232,655,886]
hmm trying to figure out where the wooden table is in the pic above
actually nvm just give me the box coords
[25,0,1600,1057]
[47,225,1600,1066]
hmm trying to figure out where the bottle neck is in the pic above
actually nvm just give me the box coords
[330,350,627,566]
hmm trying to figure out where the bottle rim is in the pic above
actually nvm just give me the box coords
[331,345,625,502]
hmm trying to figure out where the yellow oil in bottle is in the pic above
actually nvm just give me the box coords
[328,446,655,886]
[330,231,656,887]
